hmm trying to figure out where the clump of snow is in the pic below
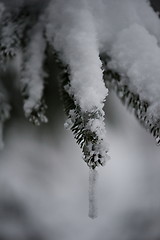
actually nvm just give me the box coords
[46,0,110,169]
[20,24,47,122]
[108,23,160,120]
[89,0,160,50]
[86,113,110,166]
[46,0,108,113]
[45,0,160,120]
[45,0,160,168]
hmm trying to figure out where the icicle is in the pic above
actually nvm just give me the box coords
[88,168,98,219]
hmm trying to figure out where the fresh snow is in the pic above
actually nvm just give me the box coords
[20,26,47,119]
[109,23,160,120]
[46,0,108,112]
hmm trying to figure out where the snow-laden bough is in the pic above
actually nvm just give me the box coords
[0,0,160,218]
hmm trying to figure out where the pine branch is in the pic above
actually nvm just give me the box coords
[0,5,40,65]
[101,53,160,145]
[20,26,48,126]
[52,51,109,169]
[0,5,47,126]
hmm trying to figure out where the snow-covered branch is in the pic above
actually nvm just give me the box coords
[0,0,160,166]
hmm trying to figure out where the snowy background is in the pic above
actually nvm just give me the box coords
[0,0,160,239]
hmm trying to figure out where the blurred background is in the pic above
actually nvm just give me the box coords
[0,0,160,239]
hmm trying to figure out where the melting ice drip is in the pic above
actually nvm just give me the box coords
[88,168,98,219]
